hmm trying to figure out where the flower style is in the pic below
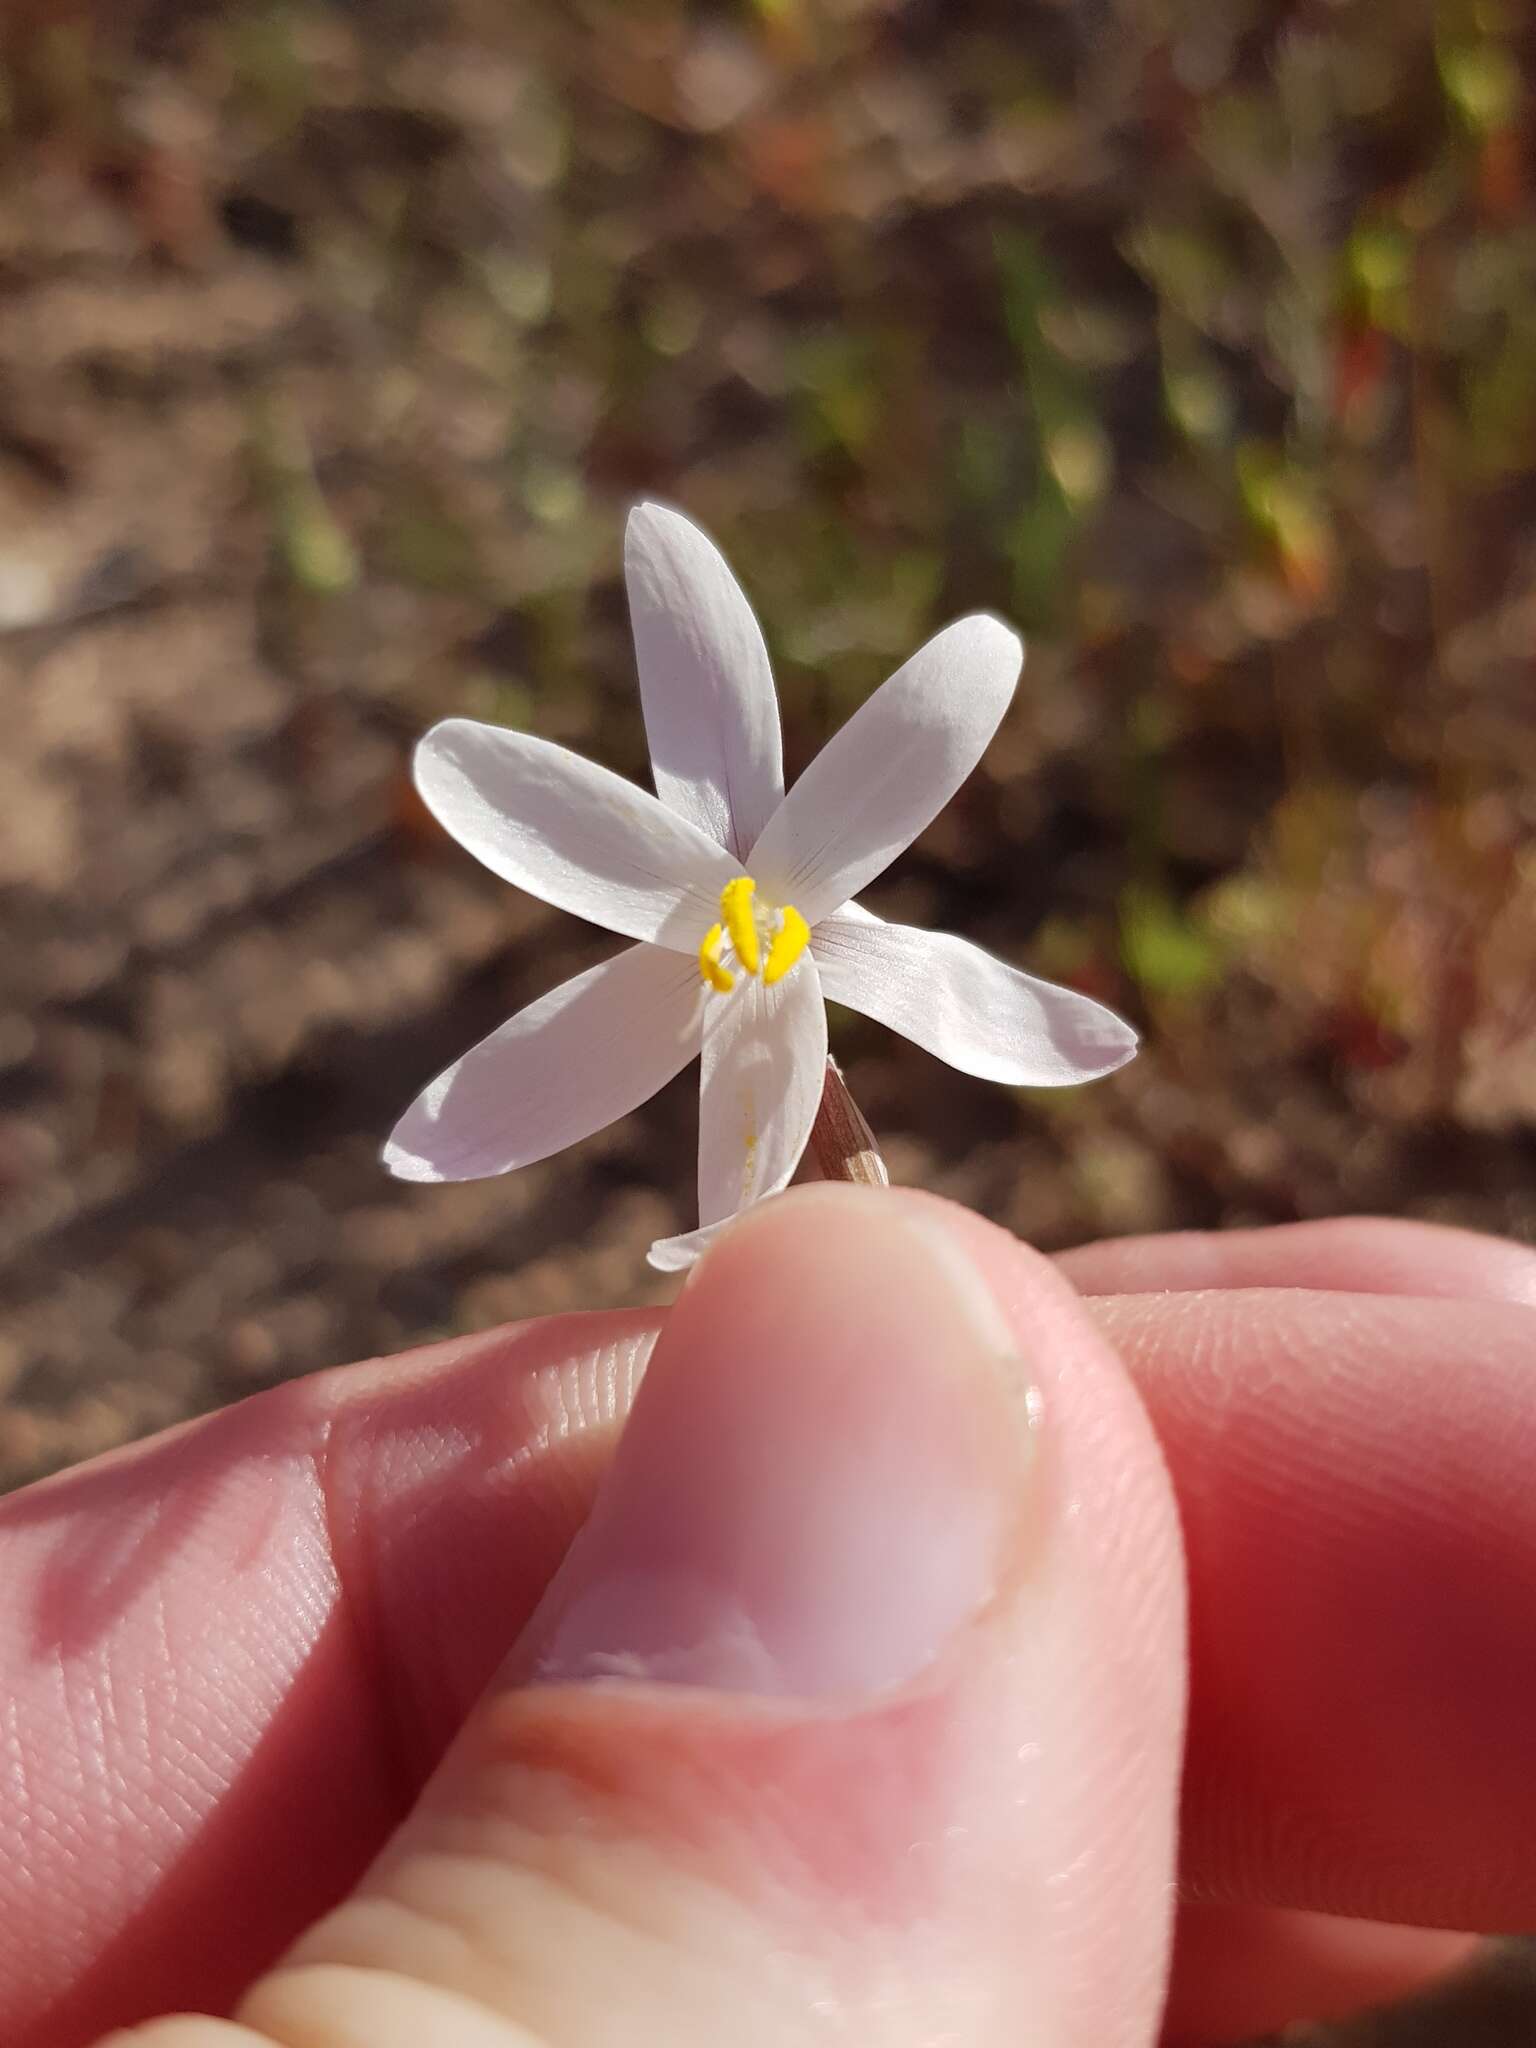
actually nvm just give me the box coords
[385,503,1137,1269]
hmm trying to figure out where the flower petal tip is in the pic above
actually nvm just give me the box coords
[647,1215,733,1273]
[963,611,1026,674]
[411,714,476,785]
[1081,1015,1140,1079]
[627,497,689,539]
[646,1236,700,1275]
[645,1242,692,1275]
[1107,1025,1140,1072]
[380,1135,441,1184]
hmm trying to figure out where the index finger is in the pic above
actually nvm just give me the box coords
[1089,1281,1536,1931]
[0,1307,662,2048]
[1058,1215,1536,1303]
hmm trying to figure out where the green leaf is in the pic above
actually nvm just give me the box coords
[1119,884,1222,998]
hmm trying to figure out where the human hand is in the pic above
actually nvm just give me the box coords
[1,1187,1532,2047]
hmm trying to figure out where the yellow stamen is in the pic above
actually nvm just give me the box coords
[698,922,735,993]
[719,876,760,978]
[763,903,810,985]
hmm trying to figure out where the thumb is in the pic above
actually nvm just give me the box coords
[106,1186,1186,2048]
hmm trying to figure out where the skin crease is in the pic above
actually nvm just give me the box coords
[0,1198,1525,2045]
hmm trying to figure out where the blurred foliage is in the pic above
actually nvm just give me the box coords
[1,0,1535,1521]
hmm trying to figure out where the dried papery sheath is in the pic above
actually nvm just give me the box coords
[383,503,1137,1270]
[809,1059,889,1190]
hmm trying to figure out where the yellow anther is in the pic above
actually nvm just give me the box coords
[698,922,735,993]
[763,903,811,985]
[719,876,760,978]
[701,878,810,994]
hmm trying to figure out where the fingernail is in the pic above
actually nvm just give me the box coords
[525,1187,1033,1700]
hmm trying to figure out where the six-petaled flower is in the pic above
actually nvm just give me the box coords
[384,503,1137,1269]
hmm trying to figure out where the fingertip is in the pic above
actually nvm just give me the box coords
[266,1187,1187,2046]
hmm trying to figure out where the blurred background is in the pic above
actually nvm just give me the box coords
[4,0,1536,1480]
[2,12,1536,1441]
[4,0,1536,1431]
[0,1,1534,2038]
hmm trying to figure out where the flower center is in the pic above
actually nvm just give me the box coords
[698,876,810,994]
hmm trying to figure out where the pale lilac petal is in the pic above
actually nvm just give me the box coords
[746,614,1022,925]
[812,906,1138,1085]
[384,944,705,1183]
[415,718,743,950]
[644,1212,734,1275]
[647,958,827,1271]
[627,502,784,858]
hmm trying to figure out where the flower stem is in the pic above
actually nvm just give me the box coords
[809,1058,888,1188]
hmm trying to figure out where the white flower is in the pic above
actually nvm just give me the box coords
[385,502,1137,1270]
